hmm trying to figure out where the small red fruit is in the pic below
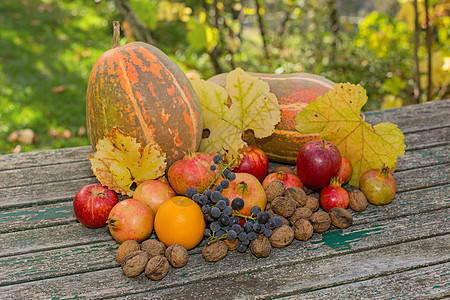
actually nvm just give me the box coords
[232,146,269,183]
[336,156,353,184]
[133,180,176,217]
[319,177,349,211]
[359,165,397,205]
[296,140,342,189]
[107,199,154,243]
[73,183,118,228]
[262,171,303,189]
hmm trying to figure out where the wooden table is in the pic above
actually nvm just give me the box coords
[0,100,449,299]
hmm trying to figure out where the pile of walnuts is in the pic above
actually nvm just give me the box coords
[117,239,188,280]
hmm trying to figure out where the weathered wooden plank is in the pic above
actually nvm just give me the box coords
[0,233,447,299]
[0,146,92,171]
[394,163,450,193]
[404,126,450,151]
[396,144,450,172]
[0,207,448,287]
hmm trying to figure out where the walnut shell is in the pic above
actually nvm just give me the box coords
[249,234,271,258]
[264,180,286,202]
[121,250,149,278]
[272,166,295,174]
[269,225,294,248]
[145,255,170,281]
[292,219,314,241]
[329,207,353,229]
[165,244,188,268]
[349,189,368,212]
[309,211,331,233]
[141,239,166,258]
[304,196,320,212]
[284,186,307,207]
[224,238,238,251]
[202,240,228,262]
[271,196,297,218]
[289,207,313,225]
[116,240,140,264]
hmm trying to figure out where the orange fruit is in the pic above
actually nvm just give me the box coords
[154,196,205,250]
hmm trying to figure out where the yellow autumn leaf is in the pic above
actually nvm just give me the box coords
[295,83,405,187]
[89,126,166,196]
[191,68,280,166]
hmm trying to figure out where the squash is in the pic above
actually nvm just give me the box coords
[86,42,203,167]
[208,72,334,164]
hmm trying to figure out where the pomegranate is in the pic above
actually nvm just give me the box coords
[319,177,349,211]
[133,180,176,217]
[262,171,303,189]
[336,156,353,184]
[297,140,342,189]
[232,146,269,183]
[167,151,217,195]
[359,165,397,205]
[107,199,154,243]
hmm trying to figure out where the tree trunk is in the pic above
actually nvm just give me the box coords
[254,0,269,59]
[413,0,422,104]
[114,0,154,44]
[424,0,433,102]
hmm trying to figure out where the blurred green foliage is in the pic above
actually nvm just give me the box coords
[0,0,448,154]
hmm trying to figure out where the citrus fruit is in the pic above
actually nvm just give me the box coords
[154,196,206,250]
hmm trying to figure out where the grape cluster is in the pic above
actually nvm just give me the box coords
[186,154,283,253]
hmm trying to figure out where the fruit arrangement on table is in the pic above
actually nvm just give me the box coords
[73,25,405,281]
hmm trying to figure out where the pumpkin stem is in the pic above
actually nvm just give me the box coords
[112,21,121,49]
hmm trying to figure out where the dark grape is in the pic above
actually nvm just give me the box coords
[231,197,245,211]
[203,228,211,237]
[263,228,273,237]
[272,216,284,228]
[216,200,227,210]
[216,229,226,238]
[241,238,250,246]
[192,193,200,203]
[204,214,214,222]
[227,172,236,181]
[246,220,255,227]
[199,194,209,205]
[210,165,217,171]
[266,218,277,230]
[247,231,257,241]
[210,206,221,218]
[257,211,270,224]
[201,204,211,214]
[236,242,248,253]
[227,229,237,240]
[250,206,262,216]
[223,169,230,178]
[231,224,242,234]
[229,216,239,225]
[238,232,248,242]
[213,155,223,164]
[221,197,230,206]
[210,221,221,232]
[185,188,197,199]
[214,184,223,192]
[211,191,222,203]
[221,224,230,231]
[220,179,230,189]
[218,214,230,226]
[223,206,233,216]
[243,222,253,233]
[204,189,213,198]
[253,222,265,234]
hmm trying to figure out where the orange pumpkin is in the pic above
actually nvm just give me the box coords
[208,72,334,164]
[86,42,203,167]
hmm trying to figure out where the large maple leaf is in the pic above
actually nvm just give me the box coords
[89,126,166,196]
[295,83,405,187]
[191,68,280,167]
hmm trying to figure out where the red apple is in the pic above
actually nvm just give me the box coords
[73,183,119,228]
[232,146,269,183]
[336,156,353,184]
[262,171,303,189]
[319,178,349,211]
[219,173,267,217]
[107,199,154,243]
[296,140,342,189]
[133,180,176,217]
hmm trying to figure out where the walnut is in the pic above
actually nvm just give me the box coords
[165,244,188,268]
[349,189,368,212]
[284,186,306,207]
[272,166,295,174]
[304,196,320,212]
[141,239,166,258]
[292,219,314,241]
[289,207,313,225]
[145,255,170,281]
[271,196,297,218]
[224,238,238,251]
[303,185,314,195]
[202,240,228,262]
[309,211,331,233]
[121,250,149,277]
[264,180,286,202]
[249,234,271,258]
[269,225,294,248]
[329,207,353,229]
[116,240,140,264]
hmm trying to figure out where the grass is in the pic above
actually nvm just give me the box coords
[0,0,117,154]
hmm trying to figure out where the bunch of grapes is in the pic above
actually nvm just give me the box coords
[186,154,283,253]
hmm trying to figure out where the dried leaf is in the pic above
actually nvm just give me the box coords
[89,126,166,196]
[295,83,405,187]
[191,68,280,166]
